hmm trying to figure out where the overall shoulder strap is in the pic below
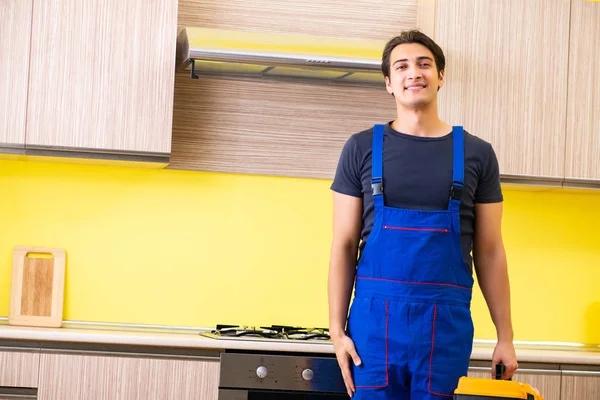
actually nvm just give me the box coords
[371,124,385,208]
[448,126,465,212]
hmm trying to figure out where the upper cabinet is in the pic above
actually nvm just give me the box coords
[435,0,571,181]
[24,0,179,161]
[0,0,33,149]
[565,0,600,182]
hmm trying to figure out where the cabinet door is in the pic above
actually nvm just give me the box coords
[565,0,600,181]
[561,370,600,400]
[0,0,33,148]
[468,367,560,400]
[467,366,491,379]
[0,349,40,388]
[38,352,220,400]
[512,369,560,400]
[435,0,570,180]
[26,0,178,156]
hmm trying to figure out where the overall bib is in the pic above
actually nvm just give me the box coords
[348,124,475,399]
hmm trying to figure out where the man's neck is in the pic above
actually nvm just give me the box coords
[391,103,451,138]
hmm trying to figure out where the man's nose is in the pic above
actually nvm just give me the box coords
[407,65,423,80]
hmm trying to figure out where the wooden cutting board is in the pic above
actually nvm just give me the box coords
[9,246,66,328]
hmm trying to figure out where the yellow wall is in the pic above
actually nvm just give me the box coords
[1,158,599,344]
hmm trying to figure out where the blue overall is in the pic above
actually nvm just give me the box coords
[347,124,474,399]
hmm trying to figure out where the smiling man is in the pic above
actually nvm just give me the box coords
[328,30,518,399]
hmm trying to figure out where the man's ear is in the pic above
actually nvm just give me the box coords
[385,76,394,96]
[438,70,445,90]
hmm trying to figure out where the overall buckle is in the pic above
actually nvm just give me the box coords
[450,182,463,201]
[371,179,383,196]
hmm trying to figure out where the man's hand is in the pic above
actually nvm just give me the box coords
[332,333,362,397]
[492,340,518,379]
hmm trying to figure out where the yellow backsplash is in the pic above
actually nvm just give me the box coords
[1,159,599,344]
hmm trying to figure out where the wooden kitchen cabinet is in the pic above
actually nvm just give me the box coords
[561,369,600,400]
[37,351,220,400]
[564,0,600,182]
[435,0,570,181]
[0,0,33,149]
[467,366,491,379]
[0,348,40,388]
[512,369,561,400]
[25,0,179,161]
[468,365,560,400]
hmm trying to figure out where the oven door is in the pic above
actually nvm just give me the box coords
[218,353,348,400]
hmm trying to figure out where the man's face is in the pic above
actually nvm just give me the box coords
[385,43,444,109]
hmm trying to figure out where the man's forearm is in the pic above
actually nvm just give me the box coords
[328,243,358,338]
[474,244,514,342]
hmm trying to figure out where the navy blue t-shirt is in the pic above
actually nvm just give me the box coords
[330,122,503,271]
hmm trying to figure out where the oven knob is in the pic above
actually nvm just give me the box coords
[301,368,314,381]
[256,366,268,379]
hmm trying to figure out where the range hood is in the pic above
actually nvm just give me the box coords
[175,27,385,86]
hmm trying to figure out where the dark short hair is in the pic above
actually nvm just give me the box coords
[381,29,445,79]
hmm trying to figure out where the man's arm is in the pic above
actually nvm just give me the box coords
[328,191,363,396]
[473,201,518,378]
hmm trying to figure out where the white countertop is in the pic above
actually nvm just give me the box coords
[0,324,599,365]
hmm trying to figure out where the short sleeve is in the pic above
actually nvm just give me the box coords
[330,135,363,198]
[475,142,504,203]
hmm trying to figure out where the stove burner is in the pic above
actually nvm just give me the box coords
[213,325,281,338]
[211,324,331,341]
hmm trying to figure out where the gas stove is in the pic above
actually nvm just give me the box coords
[201,324,332,344]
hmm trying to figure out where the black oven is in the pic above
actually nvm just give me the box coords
[218,352,349,399]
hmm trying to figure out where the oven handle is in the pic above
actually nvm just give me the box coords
[218,389,248,400]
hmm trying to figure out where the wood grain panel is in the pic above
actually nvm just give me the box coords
[435,0,570,179]
[169,74,396,178]
[561,373,600,399]
[0,0,33,148]
[178,0,419,41]
[26,0,178,154]
[467,368,490,379]
[21,258,54,317]
[0,350,40,388]
[417,0,436,39]
[512,371,561,400]
[10,247,66,328]
[38,353,220,400]
[468,367,560,400]
[565,0,600,181]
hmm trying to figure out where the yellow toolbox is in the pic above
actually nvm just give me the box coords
[454,364,544,400]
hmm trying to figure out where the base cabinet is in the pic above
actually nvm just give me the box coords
[512,369,561,400]
[37,352,219,400]
[0,349,40,388]
[561,370,600,400]
[468,366,561,400]
[3,345,600,400]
